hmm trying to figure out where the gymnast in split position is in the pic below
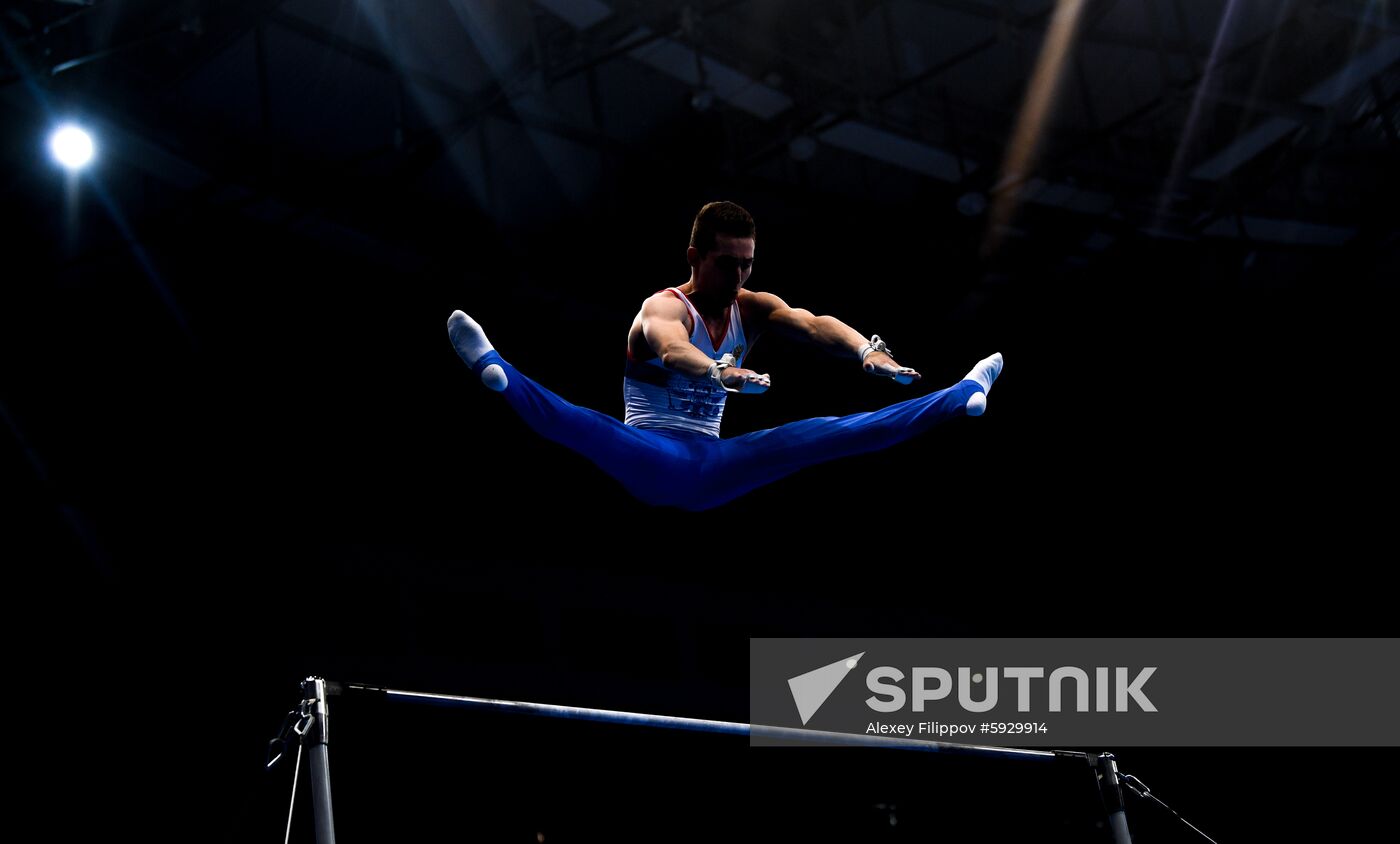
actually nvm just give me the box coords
[448,201,1001,511]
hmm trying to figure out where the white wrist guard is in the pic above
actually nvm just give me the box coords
[860,335,890,362]
[709,353,739,393]
[860,335,917,384]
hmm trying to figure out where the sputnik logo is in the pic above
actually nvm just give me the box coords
[787,652,864,725]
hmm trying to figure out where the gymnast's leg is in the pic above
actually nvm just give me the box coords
[447,310,698,505]
[684,354,1003,510]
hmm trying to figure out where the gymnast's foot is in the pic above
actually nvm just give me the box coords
[962,352,1002,417]
[447,310,508,391]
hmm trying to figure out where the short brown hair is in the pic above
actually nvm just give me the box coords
[690,201,755,256]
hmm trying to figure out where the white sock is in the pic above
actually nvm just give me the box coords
[963,352,1002,417]
[447,310,508,391]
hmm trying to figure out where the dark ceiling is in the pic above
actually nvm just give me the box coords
[5,0,1398,266]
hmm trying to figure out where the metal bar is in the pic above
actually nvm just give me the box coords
[913,0,1207,56]
[1096,753,1133,844]
[342,682,1084,763]
[49,24,188,76]
[304,677,337,844]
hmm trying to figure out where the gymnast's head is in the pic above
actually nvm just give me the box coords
[688,201,755,300]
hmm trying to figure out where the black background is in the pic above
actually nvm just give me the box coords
[4,2,1396,840]
[13,182,1392,842]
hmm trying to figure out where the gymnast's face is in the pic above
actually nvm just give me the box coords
[690,234,754,302]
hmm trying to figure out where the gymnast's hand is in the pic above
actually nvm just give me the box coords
[720,366,771,394]
[863,351,921,385]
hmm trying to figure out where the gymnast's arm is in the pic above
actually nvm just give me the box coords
[743,290,921,382]
[640,294,770,389]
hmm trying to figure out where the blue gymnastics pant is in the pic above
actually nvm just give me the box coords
[473,351,983,511]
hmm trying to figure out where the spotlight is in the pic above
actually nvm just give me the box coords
[49,124,95,171]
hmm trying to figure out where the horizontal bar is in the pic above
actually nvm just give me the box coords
[339,683,1084,763]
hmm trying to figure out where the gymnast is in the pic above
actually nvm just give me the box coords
[448,200,1001,511]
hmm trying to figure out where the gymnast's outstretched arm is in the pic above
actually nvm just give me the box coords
[741,291,922,383]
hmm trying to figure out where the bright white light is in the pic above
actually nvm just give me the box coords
[50,125,95,170]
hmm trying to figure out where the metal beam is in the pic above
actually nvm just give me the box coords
[1026,0,1319,191]
[912,0,1210,57]
[1191,35,1400,180]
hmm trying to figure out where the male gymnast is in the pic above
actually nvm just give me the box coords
[448,201,1001,511]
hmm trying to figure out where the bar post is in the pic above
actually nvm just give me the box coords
[1095,752,1132,844]
[303,676,337,844]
